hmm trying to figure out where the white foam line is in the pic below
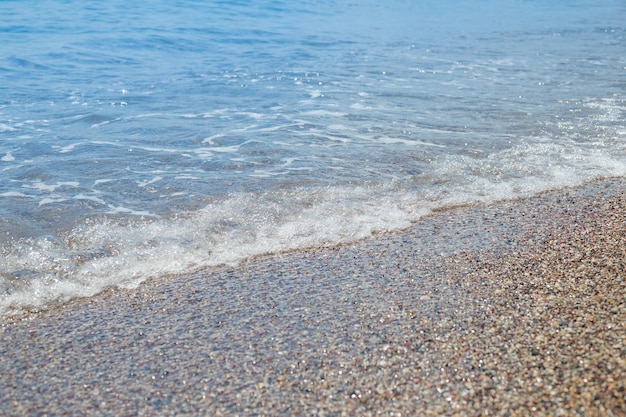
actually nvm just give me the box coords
[316,134,352,143]
[239,112,266,120]
[200,109,230,118]
[106,205,157,216]
[39,197,67,206]
[257,123,301,133]
[53,142,84,153]
[377,137,446,148]
[74,194,107,205]
[135,146,180,153]
[301,110,348,117]
[231,124,259,133]
[0,123,17,132]
[327,124,356,131]
[193,150,213,159]
[202,133,225,144]
[24,181,80,192]
[0,191,32,198]
[207,146,240,153]
[249,170,289,178]
[91,140,125,147]
[280,158,296,167]
[137,176,163,188]
[90,118,122,128]
[175,175,200,180]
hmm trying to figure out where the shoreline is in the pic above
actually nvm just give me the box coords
[1,177,625,416]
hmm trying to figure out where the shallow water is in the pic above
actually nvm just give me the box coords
[1,0,625,317]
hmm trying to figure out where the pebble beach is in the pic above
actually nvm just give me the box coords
[1,178,625,416]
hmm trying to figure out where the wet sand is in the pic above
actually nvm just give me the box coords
[1,178,625,416]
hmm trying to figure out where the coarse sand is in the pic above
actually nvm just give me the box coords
[1,178,625,416]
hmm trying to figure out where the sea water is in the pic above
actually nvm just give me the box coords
[1,0,625,318]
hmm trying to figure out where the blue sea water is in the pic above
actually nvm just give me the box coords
[1,0,625,317]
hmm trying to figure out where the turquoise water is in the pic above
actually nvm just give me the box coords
[1,0,625,317]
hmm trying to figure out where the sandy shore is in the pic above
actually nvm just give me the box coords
[1,178,625,416]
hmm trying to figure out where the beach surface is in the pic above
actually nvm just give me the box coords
[1,178,625,416]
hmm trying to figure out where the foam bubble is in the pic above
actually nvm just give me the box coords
[1,152,15,162]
